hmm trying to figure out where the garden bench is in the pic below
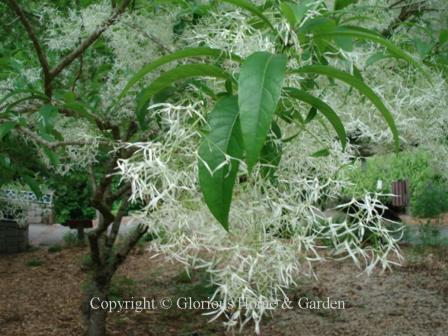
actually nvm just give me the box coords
[66,219,93,241]
[391,179,410,211]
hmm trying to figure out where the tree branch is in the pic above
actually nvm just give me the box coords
[106,193,131,248]
[49,0,132,79]
[124,121,138,141]
[107,182,132,203]
[88,164,97,195]
[382,1,427,38]
[88,213,112,266]
[17,125,110,148]
[71,0,84,93]
[6,0,52,97]
[109,223,148,272]
[123,21,173,54]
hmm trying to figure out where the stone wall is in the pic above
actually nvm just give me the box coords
[26,203,54,225]
[0,220,29,254]
[1,189,54,225]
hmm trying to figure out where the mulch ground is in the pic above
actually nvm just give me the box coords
[0,243,447,336]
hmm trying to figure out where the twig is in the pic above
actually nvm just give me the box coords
[17,125,110,149]
[6,0,52,97]
[389,0,407,9]
[71,0,84,92]
[124,21,173,54]
[49,0,132,79]
[382,1,428,38]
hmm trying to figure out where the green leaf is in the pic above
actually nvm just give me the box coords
[280,2,308,27]
[334,35,353,51]
[365,51,390,67]
[23,176,42,199]
[222,0,275,31]
[0,154,11,168]
[290,65,399,150]
[62,91,76,103]
[298,17,337,35]
[38,105,58,130]
[42,147,60,166]
[136,64,232,126]
[115,47,241,105]
[0,89,46,108]
[61,102,96,123]
[2,95,47,114]
[439,29,448,46]
[352,65,363,81]
[280,2,297,27]
[275,100,299,124]
[414,39,432,59]
[284,87,347,149]
[260,121,282,182]
[334,0,357,10]
[311,148,330,157]
[305,107,317,123]
[0,121,16,139]
[238,52,287,172]
[314,28,426,76]
[198,96,243,230]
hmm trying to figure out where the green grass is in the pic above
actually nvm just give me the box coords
[109,276,137,301]
[26,257,44,267]
[47,244,63,253]
[63,231,85,247]
[80,254,94,271]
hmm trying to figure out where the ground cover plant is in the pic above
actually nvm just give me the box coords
[1,0,447,335]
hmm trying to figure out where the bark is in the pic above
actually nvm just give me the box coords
[84,269,111,336]
[88,307,107,336]
[84,204,147,336]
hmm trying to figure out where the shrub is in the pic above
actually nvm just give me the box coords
[411,182,448,218]
[342,149,448,217]
[342,149,437,198]
[47,244,62,253]
[48,172,96,224]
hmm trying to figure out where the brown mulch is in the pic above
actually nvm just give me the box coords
[0,244,447,336]
[0,246,86,335]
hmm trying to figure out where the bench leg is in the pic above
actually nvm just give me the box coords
[77,227,85,241]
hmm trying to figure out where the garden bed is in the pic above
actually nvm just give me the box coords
[0,244,447,336]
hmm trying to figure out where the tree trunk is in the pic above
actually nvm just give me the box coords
[85,278,110,336]
[83,194,147,336]
[87,304,107,336]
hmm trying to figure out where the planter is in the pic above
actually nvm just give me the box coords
[0,219,29,254]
